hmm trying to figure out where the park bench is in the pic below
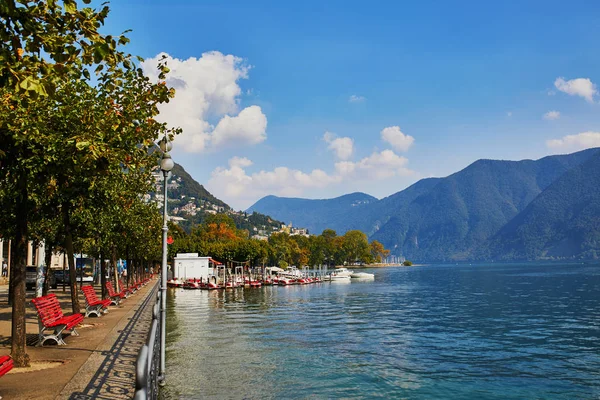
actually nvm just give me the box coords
[31,294,84,346]
[0,355,13,378]
[105,281,126,305]
[118,279,135,297]
[81,285,111,317]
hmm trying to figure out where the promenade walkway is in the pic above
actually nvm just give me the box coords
[0,280,157,399]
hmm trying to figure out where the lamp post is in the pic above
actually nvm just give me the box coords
[158,136,173,386]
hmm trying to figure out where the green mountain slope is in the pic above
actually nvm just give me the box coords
[482,150,600,260]
[246,192,377,234]
[170,163,228,209]
[371,148,600,261]
[247,148,600,261]
[166,163,283,233]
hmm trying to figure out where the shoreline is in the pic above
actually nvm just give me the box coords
[360,263,425,268]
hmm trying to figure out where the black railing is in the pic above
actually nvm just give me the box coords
[134,290,162,400]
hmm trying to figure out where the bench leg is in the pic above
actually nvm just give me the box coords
[85,304,104,318]
[70,327,80,337]
[37,324,67,346]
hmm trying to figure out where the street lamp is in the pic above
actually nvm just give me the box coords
[158,136,173,386]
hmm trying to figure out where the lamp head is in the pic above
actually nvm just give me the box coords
[160,152,174,172]
[159,136,173,153]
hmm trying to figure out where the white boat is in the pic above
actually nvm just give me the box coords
[333,267,353,277]
[329,275,351,282]
[350,272,375,279]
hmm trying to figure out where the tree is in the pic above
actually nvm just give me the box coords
[321,229,337,267]
[0,0,128,368]
[0,0,177,367]
[370,240,390,263]
[341,230,371,265]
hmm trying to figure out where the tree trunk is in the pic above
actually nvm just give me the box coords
[10,179,30,368]
[100,250,107,299]
[42,245,53,297]
[7,241,14,306]
[62,253,66,293]
[63,206,80,315]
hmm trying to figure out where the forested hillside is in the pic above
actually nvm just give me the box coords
[248,148,600,261]
[481,150,600,260]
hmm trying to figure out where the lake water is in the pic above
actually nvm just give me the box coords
[161,263,600,399]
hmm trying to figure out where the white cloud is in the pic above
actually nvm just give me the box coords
[543,111,560,120]
[212,105,267,147]
[546,131,600,151]
[380,126,415,152]
[323,131,354,160]
[554,77,597,103]
[209,160,341,206]
[336,149,414,180]
[349,95,366,103]
[209,151,415,209]
[229,156,253,168]
[141,52,267,152]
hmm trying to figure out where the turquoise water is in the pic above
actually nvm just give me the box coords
[162,263,600,399]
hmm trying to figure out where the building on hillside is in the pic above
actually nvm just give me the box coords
[251,234,269,241]
[169,216,186,225]
[179,201,197,216]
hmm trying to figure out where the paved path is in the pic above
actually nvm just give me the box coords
[63,284,157,399]
[0,280,157,400]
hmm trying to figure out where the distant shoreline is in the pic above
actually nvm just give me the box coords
[361,263,425,268]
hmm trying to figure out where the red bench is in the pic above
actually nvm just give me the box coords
[81,285,112,317]
[0,355,13,377]
[105,282,126,305]
[118,279,134,297]
[31,294,84,346]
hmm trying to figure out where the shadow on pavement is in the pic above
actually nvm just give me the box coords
[68,285,156,399]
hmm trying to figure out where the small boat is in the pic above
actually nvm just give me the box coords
[277,277,292,286]
[203,282,220,290]
[329,275,351,282]
[350,272,375,279]
[167,279,184,288]
[333,267,353,277]
[183,280,201,289]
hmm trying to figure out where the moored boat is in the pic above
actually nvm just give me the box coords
[167,278,184,288]
[183,279,201,289]
[350,272,375,279]
[329,275,351,282]
[333,267,353,277]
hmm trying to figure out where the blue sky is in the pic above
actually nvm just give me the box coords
[104,0,600,210]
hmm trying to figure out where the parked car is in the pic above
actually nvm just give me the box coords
[54,269,70,285]
[25,266,57,290]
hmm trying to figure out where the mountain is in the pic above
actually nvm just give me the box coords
[482,150,600,260]
[246,192,377,235]
[163,163,283,233]
[170,163,228,209]
[247,148,600,261]
[371,149,600,261]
